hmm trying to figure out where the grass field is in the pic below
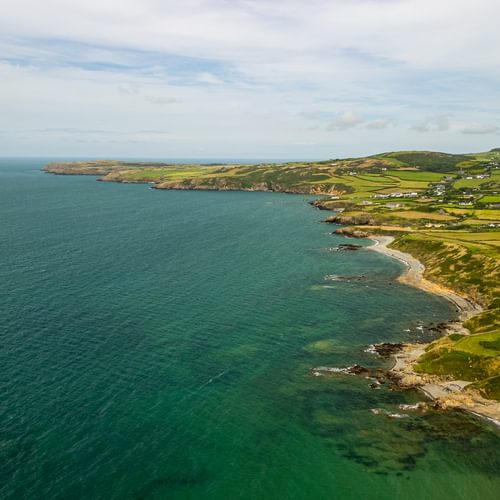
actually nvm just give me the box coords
[414,331,500,400]
[426,231,500,243]
[121,168,210,181]
[453,171,500,189]
[415,331,500,383]
[385,170,447,182]
[451,332,500,357]
[442,207,500,220]
[479,195,500,204]
[464,219,500,226]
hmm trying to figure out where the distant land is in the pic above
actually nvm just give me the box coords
[44,149,500,422]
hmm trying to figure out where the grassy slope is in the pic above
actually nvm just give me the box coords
[414,332,500,399]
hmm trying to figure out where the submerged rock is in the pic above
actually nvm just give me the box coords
[337,243,363,251]
[399,402,429,412]
[311,364,370,377]
[324,274,367,282]
[371,408,410,419]
[304,339,347,354]
[326,245,362,252]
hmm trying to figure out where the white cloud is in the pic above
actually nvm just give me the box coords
[327,112,364,131]
[1,1,499,73]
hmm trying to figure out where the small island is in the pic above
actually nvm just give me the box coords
[44,148,500,423]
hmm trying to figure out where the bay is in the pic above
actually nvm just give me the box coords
[0,158,498,499]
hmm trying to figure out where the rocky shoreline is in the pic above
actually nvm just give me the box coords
[317,211,498,425]
[365,236,499,426]
[389,343,500,426]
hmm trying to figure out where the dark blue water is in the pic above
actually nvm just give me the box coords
[0,158,499,499]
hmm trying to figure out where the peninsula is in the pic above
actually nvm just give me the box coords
[44,149,500,419]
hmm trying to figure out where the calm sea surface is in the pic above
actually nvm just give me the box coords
[0,158,499,499]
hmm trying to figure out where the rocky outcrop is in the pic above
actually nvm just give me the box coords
[334,227,371,238]
[310,199,354,211]
[324,214,375,225]
[365,343,405,357]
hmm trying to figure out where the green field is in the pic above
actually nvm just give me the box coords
[385,170,447,182]
[415,331,500,399]
[479,195,500,204]
[454,171,500,189]
[442,208,500,221]
[451,331,500,357]
[424,231,500,245]
[415,331,500,382]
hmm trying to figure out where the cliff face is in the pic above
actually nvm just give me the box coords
[324,214,376,225]
[153,180,345,195]
[333,227,371,238]
[152,179,274,192]
[310,199,354,211]
[106,177,345,195]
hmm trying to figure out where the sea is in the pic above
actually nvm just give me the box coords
[0,158,499,499]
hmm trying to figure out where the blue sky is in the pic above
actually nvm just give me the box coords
[0,0,499,159]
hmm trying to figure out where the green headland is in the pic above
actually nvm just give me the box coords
[44,149,500,416]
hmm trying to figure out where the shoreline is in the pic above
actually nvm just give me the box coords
[367,235,483,321]
[366,235,499,427]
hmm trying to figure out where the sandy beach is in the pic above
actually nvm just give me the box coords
[367,236,482,321]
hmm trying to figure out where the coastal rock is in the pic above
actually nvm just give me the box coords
[310,199,353,211]
[365,343,405,357]
[324,214,375,225]
[334,227,370,238]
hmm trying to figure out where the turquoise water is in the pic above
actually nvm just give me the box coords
[0,158,499,499]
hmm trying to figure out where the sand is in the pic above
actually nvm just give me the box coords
[367,236,482,321]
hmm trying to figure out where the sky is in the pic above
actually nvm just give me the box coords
[1,0,499,159]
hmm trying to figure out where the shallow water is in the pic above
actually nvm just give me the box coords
[0,158,498,499]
